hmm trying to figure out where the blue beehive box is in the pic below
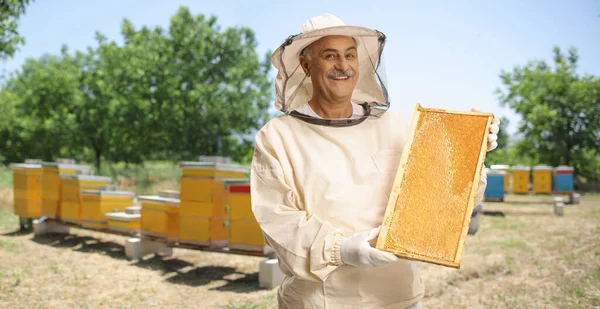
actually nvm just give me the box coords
[553,165,574,193]
[484,168,506,201]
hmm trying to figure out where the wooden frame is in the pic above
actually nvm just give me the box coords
[376,103,493,268]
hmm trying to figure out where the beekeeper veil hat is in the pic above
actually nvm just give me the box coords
[272,13,390,127]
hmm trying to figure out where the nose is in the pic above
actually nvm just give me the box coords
[334,57,351,71]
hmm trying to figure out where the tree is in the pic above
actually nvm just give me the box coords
[496,46,600,182]
[0,0,32,59]
[0,6,273,169]
[119,7,272,162]
[0,47,81,163]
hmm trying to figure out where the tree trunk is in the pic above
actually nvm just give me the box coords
[95,149,102,174]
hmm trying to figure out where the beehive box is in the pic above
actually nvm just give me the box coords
[10,163,43,218]
[80,190,135,229]
[376,104,493,268]
[106,212,141,234]
[553,165,574,193]
[125,206,141,215]
[59,175,112,224]
[533,165,553,194]
[225,180,269,253]
[139,196,180,242]
[179,217,228,247]
[159,190,180,199]
[512,165,531,194]
[490,164,510,192]
[484,169,506,201]
[178,162,249,247]
[42,162,92,219]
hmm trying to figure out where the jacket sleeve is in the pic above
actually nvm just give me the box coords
[250,131,344,283]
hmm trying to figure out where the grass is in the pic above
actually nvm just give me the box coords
[0,183,598,308]
[487,238,530,250]
[488,219,524,230]
[0,206,17,231]
[0,240,25,253]
[0,166,12,188]
[226,295,276,309]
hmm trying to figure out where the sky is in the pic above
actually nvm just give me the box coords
[1,0,599,136]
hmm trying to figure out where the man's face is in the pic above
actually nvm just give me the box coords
[300,35,359,103]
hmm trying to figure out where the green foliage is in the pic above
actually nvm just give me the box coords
[0,0,31,59]
[484,115,512,166]
[0,7,272,170]
[496,46,600,182]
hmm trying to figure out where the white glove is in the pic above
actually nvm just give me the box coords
[471,107,500,152]
[340,227,400,268]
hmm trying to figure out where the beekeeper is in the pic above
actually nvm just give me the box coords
[250,13,500,309]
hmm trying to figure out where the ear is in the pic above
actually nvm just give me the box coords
[299,56,311,76]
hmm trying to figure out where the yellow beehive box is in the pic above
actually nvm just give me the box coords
[106,212,141,234]
[179,177,228,202]
[10,163,43,218]
[225,180,269,253]
[376,104,493,268]
[228,221,268,252]
[59,175,112,224]
[180,162,248,202]
[60,200,81,224]
[491,164,511,193]
[42,162,92,218]
[226,181,253,220]
[60,174,112,201]
[512,165,531,194]
[179,217,228,247]
[139,196,180,242]
[179,200,228,218]
[533,165,552,194]
[80,190,135,230]
[13,199,42,218]
[158,190,180,199]
[180,162,249,178]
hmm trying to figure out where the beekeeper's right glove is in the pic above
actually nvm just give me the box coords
[339,227,400,268]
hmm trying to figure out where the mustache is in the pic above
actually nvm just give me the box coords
[327,69,355,78]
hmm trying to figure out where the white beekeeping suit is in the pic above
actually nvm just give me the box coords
[251,13,495,309]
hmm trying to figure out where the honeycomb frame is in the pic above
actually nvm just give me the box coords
[376,103,493,268]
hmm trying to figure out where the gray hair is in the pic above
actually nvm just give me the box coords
[300,45,312,60]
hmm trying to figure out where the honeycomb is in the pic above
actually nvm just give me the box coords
[377,105,492,268]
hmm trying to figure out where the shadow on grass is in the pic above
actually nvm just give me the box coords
[483,210,554,216]
[32,233,127,260]
[1,228,31,236]
[30,233,262,291]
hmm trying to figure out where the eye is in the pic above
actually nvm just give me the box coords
[346,53,356,59]
[325,53,337,60]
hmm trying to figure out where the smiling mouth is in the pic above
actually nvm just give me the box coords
[330,76,350,81]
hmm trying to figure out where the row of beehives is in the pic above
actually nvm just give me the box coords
[10,160,269,254]
[484,164,575,200]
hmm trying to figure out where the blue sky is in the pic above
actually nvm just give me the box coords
[2,0,599,136]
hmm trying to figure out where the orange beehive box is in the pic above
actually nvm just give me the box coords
[376,104,493,268]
